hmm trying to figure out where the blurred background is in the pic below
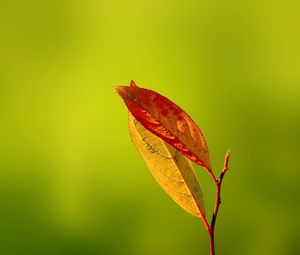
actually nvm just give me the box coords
[0,0,299,254]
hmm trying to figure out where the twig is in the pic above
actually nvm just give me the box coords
[200,150,230,255]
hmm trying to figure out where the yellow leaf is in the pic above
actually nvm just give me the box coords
[128,113,205,217]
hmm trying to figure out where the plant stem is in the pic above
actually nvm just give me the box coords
[202,150,230,255]
[209,228,215,255]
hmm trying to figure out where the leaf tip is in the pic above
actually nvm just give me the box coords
[113,85,126,95]
[130,80,137,87]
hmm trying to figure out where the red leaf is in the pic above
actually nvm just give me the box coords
[115,81,212,173]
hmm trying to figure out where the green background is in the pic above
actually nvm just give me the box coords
[1,0,299,254]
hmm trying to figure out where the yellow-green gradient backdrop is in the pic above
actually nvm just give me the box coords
[1,1,299,254]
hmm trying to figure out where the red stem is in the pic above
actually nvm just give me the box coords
[200,150,230,255]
